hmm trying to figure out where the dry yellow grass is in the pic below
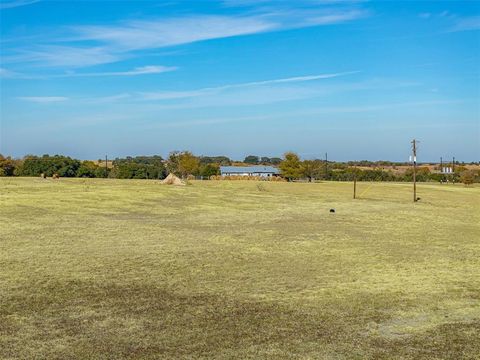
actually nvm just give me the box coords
[1,178,479,359]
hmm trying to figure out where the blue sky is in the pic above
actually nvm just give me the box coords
[0,0,479,161]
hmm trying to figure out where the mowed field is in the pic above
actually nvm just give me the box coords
[1,178,479,359]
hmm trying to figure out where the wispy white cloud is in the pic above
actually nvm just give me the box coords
[298,9,368,26]
[70,15,277,52]
[2,15,273,67]
[419,11,480,33]
[4,46,120,68]
[140,71,359,100]
[0,67,22,78]
[1,65,175,79]
[418,13,431,19]
[17,96,68,103]
[4,8,368,68]
[222,0,368,8]
[12,74,423,110]
[58,65,177,77]
[86,93,131,104]
[134,99,471,130]
[450,15,480,32]
[0,0,40,9]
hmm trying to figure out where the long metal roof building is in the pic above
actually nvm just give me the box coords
[220,166,280,176]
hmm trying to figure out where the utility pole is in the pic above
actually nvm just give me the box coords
[440,157,443,172]
[105,155,108,178]
[325,152,328,180]
[353,163,357,199]
[452,156,455,173]
[411,139,418,202]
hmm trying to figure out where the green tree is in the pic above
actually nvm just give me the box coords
[199,156,231,166]
[269,157,282,165]
[178,152,200,178]
[112,156,166,179]
[244,155,259,164]
[166,151,181,175]
[199,163,220,177]
[403,167,431,182]
[18,155,80,177]
[95,166,110,178]
[302,160,323,182]
[0,155,16,176]
[77,161,99,178]
[167,151,199,178]
[279,152,303,181]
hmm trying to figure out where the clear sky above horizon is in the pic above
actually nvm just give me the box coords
[1,0,479,161]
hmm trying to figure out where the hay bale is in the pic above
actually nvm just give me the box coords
[161,173,186,186]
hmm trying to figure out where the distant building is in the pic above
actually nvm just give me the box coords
[220,166,280,178]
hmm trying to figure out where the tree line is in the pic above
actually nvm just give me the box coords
[279,152,479,184]
[0,152,478,184]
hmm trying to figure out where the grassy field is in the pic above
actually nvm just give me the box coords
[1,178,479,359]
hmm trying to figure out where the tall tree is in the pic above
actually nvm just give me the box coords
[168,151,200,178]
[279,152,303,181]
[302,160,323,182]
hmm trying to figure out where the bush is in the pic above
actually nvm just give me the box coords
[0,155,16,176]
[460,170,475,185]
[77,161,99,178]
[199,163,220,177]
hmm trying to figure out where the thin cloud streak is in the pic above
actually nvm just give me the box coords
[57,65,177,78]
[17,96,68,103]
[0,0,40,9]
[0,67,24,78]
[140,71,359,100]
[139,99,471,130]
[71,15,277,52]
[4,45,120,68]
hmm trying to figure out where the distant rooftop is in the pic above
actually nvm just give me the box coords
[220,166,280,174]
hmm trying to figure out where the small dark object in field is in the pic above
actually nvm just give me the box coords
[416,197,421,201]
[330,209,335,213]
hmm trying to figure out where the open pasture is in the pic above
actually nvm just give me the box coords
[1,178,479,359]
